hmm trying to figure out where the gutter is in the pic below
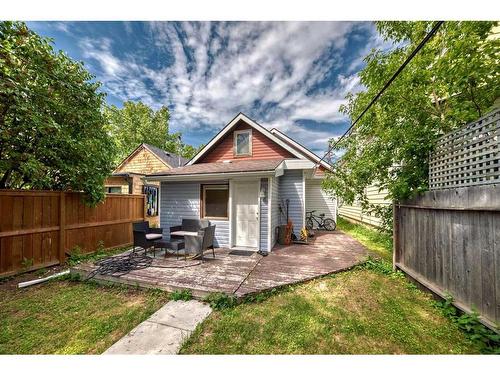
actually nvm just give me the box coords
[144,170,277,182]
[144,159,317,183]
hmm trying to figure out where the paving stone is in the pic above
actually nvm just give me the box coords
[147,300,213,331]
[104,321,190,354]
[103,300,212,355]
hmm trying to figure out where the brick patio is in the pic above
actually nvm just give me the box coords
[71,231,368,298]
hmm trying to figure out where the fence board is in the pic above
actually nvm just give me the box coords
[395,185,500,330]
[0,189,145,277]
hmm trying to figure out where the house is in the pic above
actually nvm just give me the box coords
[145,113,337,252]
[338,182,391,228]
[105,143,187,226]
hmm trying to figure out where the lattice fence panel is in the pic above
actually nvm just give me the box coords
[429,109,500,190]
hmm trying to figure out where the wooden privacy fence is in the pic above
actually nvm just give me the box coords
[0,190,145,277]
[393,185,500,330]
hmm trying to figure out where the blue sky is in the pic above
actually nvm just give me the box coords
[27,21,388,156]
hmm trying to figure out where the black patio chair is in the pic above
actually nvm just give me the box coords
[169,218,210,241]
[132,221,164,255]
[184,224,216,261]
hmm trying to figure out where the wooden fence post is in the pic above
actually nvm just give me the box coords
[392,202,399,270]
[59,191,66,264]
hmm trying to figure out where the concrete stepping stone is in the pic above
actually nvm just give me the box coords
[104,300,212,355]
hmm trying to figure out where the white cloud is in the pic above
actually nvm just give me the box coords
[78,21,383,155]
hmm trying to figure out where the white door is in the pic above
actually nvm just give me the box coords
[233,180,259,248]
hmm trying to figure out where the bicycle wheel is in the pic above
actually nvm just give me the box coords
[306,217,314,230]
[323,218,336,231]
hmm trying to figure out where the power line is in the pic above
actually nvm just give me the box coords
[317,21,445,168]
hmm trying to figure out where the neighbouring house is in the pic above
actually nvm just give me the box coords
[105,143,187,226]
[337,183,391,228]
[145,113,337,252]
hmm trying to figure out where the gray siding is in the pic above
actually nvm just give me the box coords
[259,178,269,251]
[278,170,305,230]
[210,220,230,248]
[160,182,199,237]
[160,182,229,248]
[270,176,280,248]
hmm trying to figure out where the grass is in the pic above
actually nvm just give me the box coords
[66,244,132,267]
[181,218,480,354]
[336,217,393,261]
[0,279,170,354]
[181,267,480,354]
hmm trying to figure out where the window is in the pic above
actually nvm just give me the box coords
[106,186,122,194]
[234,129,252,156]
[201,184,229,219]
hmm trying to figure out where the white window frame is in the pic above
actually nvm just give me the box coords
[105,186,123,194]
[233,129,252,157]
[201,184,229,220]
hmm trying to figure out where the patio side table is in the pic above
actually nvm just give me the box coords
[154,239,186,260]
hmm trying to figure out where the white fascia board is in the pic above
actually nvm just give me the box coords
[144,170,275,183]
[187,113,306,165]
[283,159,315,170]
[270,128,333,171]
[275,161,285,177]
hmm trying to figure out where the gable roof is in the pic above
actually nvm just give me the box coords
[186,113,307,165]
[270,128,333,171]
[113,143,187,173]
[144,143,188,168]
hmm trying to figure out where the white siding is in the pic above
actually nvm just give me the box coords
[160,181,230,247]
[338,183,391,228]
[305,179,337,224]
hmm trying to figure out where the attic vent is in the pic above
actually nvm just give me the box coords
[223,160,232,163]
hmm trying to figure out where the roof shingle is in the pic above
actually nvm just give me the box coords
[148,158,284,177]
[144,143,188,167]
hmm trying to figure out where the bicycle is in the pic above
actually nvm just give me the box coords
[305,210,336,231]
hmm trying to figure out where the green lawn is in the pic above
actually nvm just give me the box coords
[181,218,480,354]
[336,216,393,261]
[0,279,169,354]
[182,267,479,354]
[0,219,485,354]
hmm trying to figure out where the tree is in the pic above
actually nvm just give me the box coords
[105,102,202,162]
[0,22,115,205]
[322,21,499,230]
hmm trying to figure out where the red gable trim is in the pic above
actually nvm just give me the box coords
[187,113,306,165]
[197,120,295,163]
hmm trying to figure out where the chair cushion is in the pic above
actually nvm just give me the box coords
[145,233,162,240]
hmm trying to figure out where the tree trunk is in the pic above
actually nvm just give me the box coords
[0,169,13,188]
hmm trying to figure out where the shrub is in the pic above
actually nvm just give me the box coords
[203,292,238,310]
[170,289,193,301]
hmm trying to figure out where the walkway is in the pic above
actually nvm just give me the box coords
[104,300,212,354]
